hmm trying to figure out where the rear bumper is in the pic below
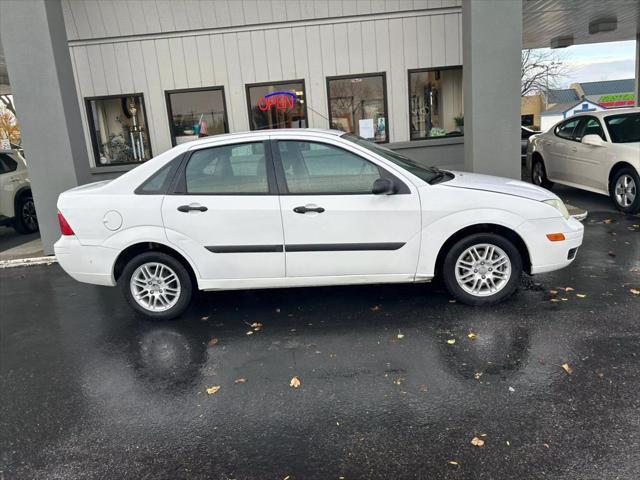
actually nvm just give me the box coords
[54,236,117,286]
[518,216,584,275]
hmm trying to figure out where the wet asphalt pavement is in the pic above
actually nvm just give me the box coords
[1,189,639,480]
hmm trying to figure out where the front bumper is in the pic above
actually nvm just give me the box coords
[54,236,118,286]
[517,216,584,275]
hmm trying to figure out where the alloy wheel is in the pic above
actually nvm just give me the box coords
[21,199,38,231]
[454,243,512,297]
[130,262,181,312]
[614,174,636,208]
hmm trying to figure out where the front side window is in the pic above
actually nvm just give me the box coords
[277,140,381,194]
[86,94,152,166]
[166,87,228,146]
[604,113,640,143]
[575,117,606,142]
[409,67,463,140]
[185,142,268,194]
[327,73,388,143]
[246,80,307,131]
[554,118,580,140]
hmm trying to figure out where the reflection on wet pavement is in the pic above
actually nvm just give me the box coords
[1,210,639,479]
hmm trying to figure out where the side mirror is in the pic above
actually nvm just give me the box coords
[372,178,396,195]
[582,134,605,147]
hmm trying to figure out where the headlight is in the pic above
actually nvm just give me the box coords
[543,199,570,219]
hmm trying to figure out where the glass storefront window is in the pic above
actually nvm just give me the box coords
[327,73,388,143]
[86,94,152,166]
[408,67,464,140]
[246,80,308,130]
[166,87,228,146]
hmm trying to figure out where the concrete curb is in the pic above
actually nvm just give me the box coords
[0,256,57,269]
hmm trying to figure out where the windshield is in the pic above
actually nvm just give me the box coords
[604,113,640,143]
[342,133,445,183]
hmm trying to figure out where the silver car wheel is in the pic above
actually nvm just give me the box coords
[614,174,636,208]
[455,243,512,297]
[533,162,544,186]
[130,262,181,312]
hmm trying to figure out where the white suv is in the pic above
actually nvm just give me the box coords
[55,129,584,319]
[0,149,38,234]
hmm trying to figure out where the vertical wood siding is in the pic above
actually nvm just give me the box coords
[66,2,461,163]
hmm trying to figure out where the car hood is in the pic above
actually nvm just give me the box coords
[441,171,556,202]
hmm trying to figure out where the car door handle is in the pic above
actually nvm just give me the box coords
[177,204,208,212]
[293,205,325,214]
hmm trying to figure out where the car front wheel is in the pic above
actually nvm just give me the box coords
[120,251,193,320]
[442,233,523,306]
[610,167,639,214]
[13,195,39,234]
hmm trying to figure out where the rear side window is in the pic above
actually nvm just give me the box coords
[0,153,17,173]
[554,118,580,140]
[605,113,640,143]
[277,140,381,194]
[136,156,181,194]
[185,142,268,194]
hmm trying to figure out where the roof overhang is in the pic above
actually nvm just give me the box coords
[523,0,640,49]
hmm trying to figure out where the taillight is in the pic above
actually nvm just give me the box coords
[57,211,74,236]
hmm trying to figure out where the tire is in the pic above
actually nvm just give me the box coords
[531,157,554,189]
[609,167,640,214]
[13,194,39,234]
[442,233,523,306]
[119,251,193,320]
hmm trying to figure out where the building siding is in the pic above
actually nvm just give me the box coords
[64,0,462,169]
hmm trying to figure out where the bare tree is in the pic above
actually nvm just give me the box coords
[521,49,570,96]
[0,94,15,116]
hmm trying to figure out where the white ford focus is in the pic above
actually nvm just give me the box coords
[55,129,584,319]
[528,108,640,213]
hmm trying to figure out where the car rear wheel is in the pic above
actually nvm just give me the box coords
[120,251,193,320]
[442,233,522,306]
[531,158,553,189]
[13,195,39,234]
[610,167,640,214]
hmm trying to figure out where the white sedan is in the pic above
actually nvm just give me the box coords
[528,108,640,213]
[55,129,584,319]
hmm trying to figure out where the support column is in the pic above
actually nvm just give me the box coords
[636,33,640,107]
[462,0,522,179]
[0,0,90,254]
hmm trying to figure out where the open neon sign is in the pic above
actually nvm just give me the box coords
[257,91,297,111]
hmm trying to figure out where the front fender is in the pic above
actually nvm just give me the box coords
[417,209,526,277]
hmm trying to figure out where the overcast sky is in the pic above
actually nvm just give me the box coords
[549,40,636,88]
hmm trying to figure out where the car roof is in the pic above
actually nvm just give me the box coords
[572,107,640,119]
[181,128,345,147]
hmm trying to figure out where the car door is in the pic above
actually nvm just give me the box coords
[161,139,285,284]
[546,118,581,181]
[568,116,608,190]
[272,137,422,279]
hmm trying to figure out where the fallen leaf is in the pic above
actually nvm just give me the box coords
[474,372,483,380]
[550,298,560,303]
[394,378,403,385]
[576,293,586,298]
[234,378,246,384]
[549,290,558,295]
[508,386,515,392]
[564,287,575,292]
[246,330,254,336]
[506,440,511,446]
[250,322,263,329]
[207,337,219,347]
[448,460,459,466]
[200,315,209,321]
[290,376,301,388]
[602,219,613,224]
[370,305,381,311]
[396,332,405,339]
[561,363,572,375]
[630,288,640,295]
[543,443,550,449]
[447,339,456,345]
[206,385,221,395]
[283,476,290,480]
[467,332,477,340]
[471,437,485,447]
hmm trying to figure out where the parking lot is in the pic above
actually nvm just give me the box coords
[1,186,639,479]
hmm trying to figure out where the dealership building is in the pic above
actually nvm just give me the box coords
[0,0,639,253]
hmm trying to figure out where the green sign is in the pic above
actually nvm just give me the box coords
[598,93,634,103]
